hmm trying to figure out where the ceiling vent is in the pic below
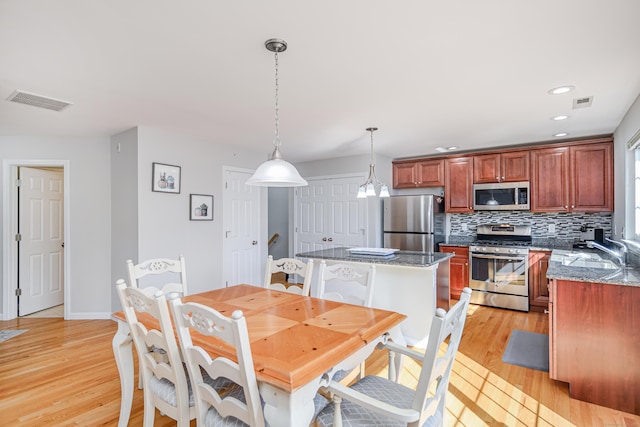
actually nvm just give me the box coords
[6,90,72,112]
[572,96,593,109]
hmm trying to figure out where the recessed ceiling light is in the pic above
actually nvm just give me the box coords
[435,146,458,152]
[553,132,569,137]
[551,115,569,121]
[548,85,575,95]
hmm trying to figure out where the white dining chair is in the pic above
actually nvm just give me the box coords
[127,255,188,296]
[317,261,376,307]
[263,255,314,296]
[317,261,377,384]
[126,255,188,389]
[315,287,473,427]
[168,297,266,426]
[115,279,195,426]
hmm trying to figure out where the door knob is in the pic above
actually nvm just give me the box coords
[252,240,258,245]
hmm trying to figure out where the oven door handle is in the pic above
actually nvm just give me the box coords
[471,254,527,261]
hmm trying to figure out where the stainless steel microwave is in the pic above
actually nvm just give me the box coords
[473,181,530,210]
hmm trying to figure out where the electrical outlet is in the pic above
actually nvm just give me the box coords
[548,223,556,233]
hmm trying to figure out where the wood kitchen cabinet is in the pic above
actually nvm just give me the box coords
[528,250,550,312]
[473,151,529,183]
[549,278,640,415]
[530,140,613,212]
[392,159,445,188]
[570,142,613,211]
[439,245,468,299]
[444,157,473,213]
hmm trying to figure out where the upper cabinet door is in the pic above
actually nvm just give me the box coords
[393,162,419,188]
[570,142,613,212]
[393,159,444,188]
[416,159,445,186]
[445,157,474,213]
[474,151,529,183]
[530,147,570,212]
[530,142,613,213]
[473,153,501,183]
[501,151,530,182]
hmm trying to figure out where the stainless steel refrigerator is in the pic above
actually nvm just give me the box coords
[383,194,445,253]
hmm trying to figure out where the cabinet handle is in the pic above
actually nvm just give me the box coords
[502,176,505,180]
[328,237,333,242]
[564,205,568,209]
[496,176,500,180]
[544,309,549,314]
[571,205,575,208]
[322,237,327,241]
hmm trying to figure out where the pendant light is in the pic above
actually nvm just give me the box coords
[357,127,390,198]
[246,38,308,187]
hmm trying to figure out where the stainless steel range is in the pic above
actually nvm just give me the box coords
[469,224,532,311]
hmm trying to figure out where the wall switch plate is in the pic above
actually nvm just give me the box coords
[548,223,556,233]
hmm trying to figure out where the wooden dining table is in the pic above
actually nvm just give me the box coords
[111,284,406,427]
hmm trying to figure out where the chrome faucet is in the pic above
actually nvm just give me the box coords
[587,238,627,267]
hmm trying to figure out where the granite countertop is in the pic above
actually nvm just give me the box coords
[446,237,640,286]
[296,247,453,268]
[547,249,640,287]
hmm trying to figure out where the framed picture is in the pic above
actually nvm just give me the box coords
[190,194,213,221]
[152,162,181,193]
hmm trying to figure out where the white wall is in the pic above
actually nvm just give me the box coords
[110,128,139,309]
[614,93,640,239]
[1,127,272,318]
[129,127,267,296]
[1,136,112,318]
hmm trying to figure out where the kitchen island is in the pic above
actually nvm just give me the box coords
[296,247,453,347]
[546,250,640,415]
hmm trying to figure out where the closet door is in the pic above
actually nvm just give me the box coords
[295,176,367,254]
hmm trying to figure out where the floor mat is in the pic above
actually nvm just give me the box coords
[502,329,549,372]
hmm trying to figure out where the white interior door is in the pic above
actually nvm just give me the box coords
[18,167,64,316]
[222,169,262,287]
[295,176,367,254]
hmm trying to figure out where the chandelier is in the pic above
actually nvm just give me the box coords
[357,127,390,198]
[246,38,307,187]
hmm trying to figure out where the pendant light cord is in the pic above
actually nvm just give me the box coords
[274,49,280,149]
[369,128,375,166]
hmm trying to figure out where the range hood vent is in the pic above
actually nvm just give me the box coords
[6,90,72,112]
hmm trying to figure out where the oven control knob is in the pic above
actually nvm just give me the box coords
[494,248,500,252]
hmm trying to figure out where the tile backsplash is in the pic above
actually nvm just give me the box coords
[448,211,612,243]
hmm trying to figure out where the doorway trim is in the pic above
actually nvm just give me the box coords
[2,159,71,320]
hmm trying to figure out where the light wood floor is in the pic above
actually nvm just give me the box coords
[1,304,638,426]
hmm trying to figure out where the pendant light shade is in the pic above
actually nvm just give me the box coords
[247,38,308,187]
[357,127,389,198]
[245,147,308,187]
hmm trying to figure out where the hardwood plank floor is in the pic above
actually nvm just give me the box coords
[1,304,639,426]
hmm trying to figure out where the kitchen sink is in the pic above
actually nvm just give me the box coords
[551,249,620,270]
[560,258,619,269]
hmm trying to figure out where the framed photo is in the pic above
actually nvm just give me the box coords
[152,162,181,193]
[190,194,213,221]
